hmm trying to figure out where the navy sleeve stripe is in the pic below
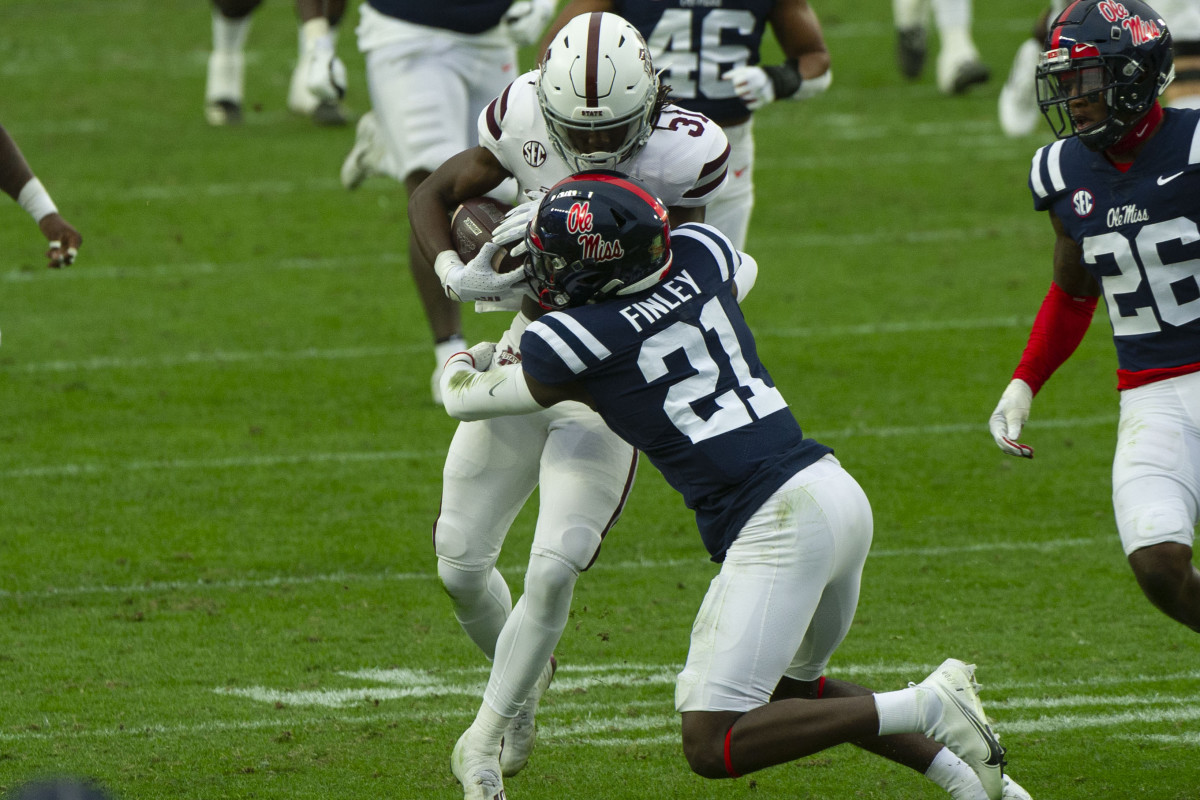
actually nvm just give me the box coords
[673,225,738,281]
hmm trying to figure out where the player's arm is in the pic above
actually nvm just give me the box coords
[408,146,524,302]
[439,345,592,420]
[536,0,614,60]
[0,122,82,268]
[988,210,1099,458]
[726,0,832,109]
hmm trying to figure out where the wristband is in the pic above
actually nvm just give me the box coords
[434,249,464,286]
[17,177,58,222]
[762,61,802,100]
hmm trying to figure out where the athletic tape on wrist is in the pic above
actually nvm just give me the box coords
[17,177,57,222]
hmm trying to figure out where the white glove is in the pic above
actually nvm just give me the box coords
[434,245,527,303]
[503,0,555,46]
[989,379,1034,458]
[444,341,496,373]
[724,65,775,110]
[491,197,540,260]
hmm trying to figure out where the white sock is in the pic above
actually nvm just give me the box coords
[467,701,513,751]
[931,0,972,31]
[893,0,930,29]
[299,17,330,51]
[874,686,941,736]
[926,746,989,800]
[435,335,468,368]
[211,8,252,53]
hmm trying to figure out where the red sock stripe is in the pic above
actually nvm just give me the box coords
[817,675,826,698]
[723,724,740,778]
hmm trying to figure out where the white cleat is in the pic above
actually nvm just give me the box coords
[288,44,346,126]
[918,659,1006,800]
[500,656,556,777]
[1002,774,1032,800]
[998,39,1042,137]
[305,36,347,103]
[451,728,506,800]
[340,111,387,189]
[205,50,244,126]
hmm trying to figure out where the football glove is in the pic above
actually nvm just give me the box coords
[724,66,775,110]
[491,197,540,260]
[434,244,527,303]
[444,341,497,373]
[503,0,555,47]
[988,379,1034,458]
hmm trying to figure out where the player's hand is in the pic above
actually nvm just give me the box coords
[724,65,775,110]
[989,379,1034,458]
[503,0,555,46]
[437,243,527,303]
[492,197,540,260]
[38,213,82,268]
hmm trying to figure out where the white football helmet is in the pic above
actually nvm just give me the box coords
[538,12,661,172]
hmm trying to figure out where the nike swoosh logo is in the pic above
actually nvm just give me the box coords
[1158,171,1184,185]
[948,690,1007,769]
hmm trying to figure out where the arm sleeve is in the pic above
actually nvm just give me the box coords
[1011,281,1098,395]
[441,359,545,421]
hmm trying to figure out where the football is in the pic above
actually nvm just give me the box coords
[450,197,525,274]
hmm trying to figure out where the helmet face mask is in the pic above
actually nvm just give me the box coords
[538,12,662,172]
[1035,0,1174,151]
[525,171,672,310]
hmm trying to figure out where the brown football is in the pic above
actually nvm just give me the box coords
[450,197,525,274]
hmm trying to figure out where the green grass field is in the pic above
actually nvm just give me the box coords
[3,1,1198,798]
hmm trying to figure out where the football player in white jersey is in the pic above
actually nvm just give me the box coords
[539,0,834,251]
[1,122,81,268]
[439,172,1028,800]
[407,12,730,800]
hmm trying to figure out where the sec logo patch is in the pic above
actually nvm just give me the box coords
[523,141,547,167]
[1072,188,1095,218]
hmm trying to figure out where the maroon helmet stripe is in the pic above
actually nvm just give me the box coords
[585,12,603,106]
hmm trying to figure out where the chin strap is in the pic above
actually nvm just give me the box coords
[1107,100,1164,156]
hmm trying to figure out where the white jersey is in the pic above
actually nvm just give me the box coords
[478,69,731,207]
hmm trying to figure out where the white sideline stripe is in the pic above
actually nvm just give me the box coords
[1000,704,1200,734]
[1,450,439,479]
[3,253,406,283]
[5,317,1036,374]
[0,539,1104,600]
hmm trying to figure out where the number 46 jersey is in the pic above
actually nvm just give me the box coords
[518,223,831,562]
[1029,107,1200,381]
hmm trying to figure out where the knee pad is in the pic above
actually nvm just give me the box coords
[437,558,492,603]
[520,553,580,630]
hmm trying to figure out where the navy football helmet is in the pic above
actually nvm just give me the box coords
[524,171,672,310]
[1036,0,1175,150]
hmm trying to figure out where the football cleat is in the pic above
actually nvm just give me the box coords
[940,57,991,95]
[500,655,556,776]
[288,47,347,126]
[896,26,928,79]
[998,39,1042,137]
[340,111,387,190]
[1002,774,1033,800]
[451,728,506,800]
[305,37,346,102]
[917,659,1006,800]
[205,99,243,127]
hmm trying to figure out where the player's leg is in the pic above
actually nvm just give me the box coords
[894,0,932,79]
[931,0,989,95]
[289,0,348,124]
[454,407,637,791]
[205,0,263,125]
[435,415,545,656]
[999,6,1060,137]
[1113,373,1200,632]
[700,119,753,250]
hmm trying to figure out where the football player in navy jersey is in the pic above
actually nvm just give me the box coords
[539,0,832,250]
[1,122,81,268]
[990,0,1200,634]
[442,172,1031,800]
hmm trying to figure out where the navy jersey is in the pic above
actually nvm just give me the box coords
[614,0,774,123]
[519,223,831,561]
[367,0,511,34]
[1029,108,1200,374]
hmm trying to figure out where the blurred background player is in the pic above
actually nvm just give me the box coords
[999,0,1200,137]
[204,0,349,126]
[338,0,555,403]
[407,13,729,800]
[539,0,832,251]
[1,122,81,269]
[893,0,989,95]
[989,0,1200,634]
